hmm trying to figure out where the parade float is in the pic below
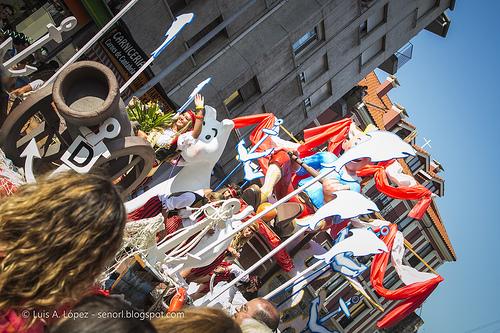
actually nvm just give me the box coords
[0,11,444,333]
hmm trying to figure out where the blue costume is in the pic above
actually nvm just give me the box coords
[297,152,361,209]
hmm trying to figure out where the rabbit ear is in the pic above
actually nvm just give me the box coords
[204,105,217,119]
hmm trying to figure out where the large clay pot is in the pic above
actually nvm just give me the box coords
[52,60,131,139]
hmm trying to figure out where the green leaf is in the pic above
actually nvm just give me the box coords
[126,97,174,133]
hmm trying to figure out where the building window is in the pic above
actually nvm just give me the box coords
[299,54,328,85]
[223,77,260,112]
[305,256,320,267]
[293,25,321,56]
[359,4,388,38]
[304,82,331,111]
[224,91,243,111]
[361,36,385,66]
[417,0,440,19]
[425,181,438,194]
[398,216,414,231]
[167,0,190,15]
[338,300,369,328]
[406,155,424,173]
[383,273,399,289]
[304,97,312,109]
[383,201,407,223]
[409,243,434,267]
[186,16,228,61]
[394,126,412,140]
[325,275,345,295]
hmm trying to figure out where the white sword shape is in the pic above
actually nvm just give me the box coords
[313,228,388,262]
[207,191,378,305]
[176,77,212,114]
[120,13,194,93]
[295,190,378,230]
[264,226,387,302]
[323,131,416,171]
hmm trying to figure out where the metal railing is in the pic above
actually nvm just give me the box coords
[395,42,413,70]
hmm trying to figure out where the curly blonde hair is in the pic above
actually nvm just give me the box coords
[0,172,126,312]
[230,222,259,253]
[153,307,242,333]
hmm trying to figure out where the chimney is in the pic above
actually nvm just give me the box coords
[376,75,399,99]
[392,103,408,117]
[383,103,406,130]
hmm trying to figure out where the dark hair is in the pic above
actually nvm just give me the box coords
[0,4,14,15]
[206,184,242,202]
[253,299,280,331]
[49,295,157,333]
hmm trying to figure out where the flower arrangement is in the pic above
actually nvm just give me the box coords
[126,97,174,133]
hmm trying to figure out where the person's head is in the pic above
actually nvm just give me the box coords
[242,225,257,238]
[153,307,241,333]
[206,184,242,202]
[49,295,156,333]
[175,110,195,130]
[239,275,261,294]
[234,298,280,332]
[342,123,371,173]
[12,32,30,50]
[0,172,126,312]
[345,157,370,173]
[0,4,14,20]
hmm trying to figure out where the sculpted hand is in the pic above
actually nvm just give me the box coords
[322,178,350,203]
[194,94,204,110]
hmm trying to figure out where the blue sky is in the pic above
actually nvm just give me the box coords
[377,1,500,332]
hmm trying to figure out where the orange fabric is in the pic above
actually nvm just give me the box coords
[357,161,433,220]
[167,287,187,313]
[370,224,443,328]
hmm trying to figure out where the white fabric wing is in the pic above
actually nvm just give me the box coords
[385,160,417,187]
[391,231,437,285]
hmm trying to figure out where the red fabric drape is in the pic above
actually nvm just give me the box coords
[370,224,443,328]
[357,161,433,220]
[302,118,352,156]
[0,176,17,198]
[233,113,277,152]
[239,198,294,272]
[256,219,294,272]
[232,114,352,172]
[233,114,352,156]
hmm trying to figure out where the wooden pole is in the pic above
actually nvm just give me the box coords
[343,276,384,312]
[280,124,303,144]
[403,239,438,275]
